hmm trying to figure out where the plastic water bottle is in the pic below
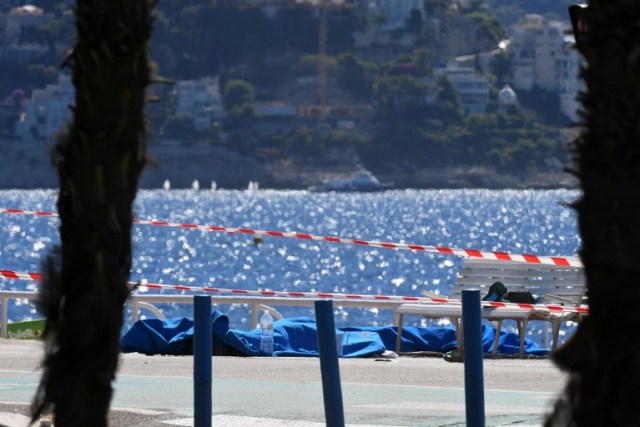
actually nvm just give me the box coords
[260,310,274,356]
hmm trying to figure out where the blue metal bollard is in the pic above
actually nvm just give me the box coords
[194,296,212,427]
[315,299,345,427]
[462,289,485,427]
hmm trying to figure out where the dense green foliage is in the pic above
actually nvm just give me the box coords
[2,0,572,176]
[488,0,575,25]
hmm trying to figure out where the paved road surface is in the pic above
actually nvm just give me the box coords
[0,339,566,426]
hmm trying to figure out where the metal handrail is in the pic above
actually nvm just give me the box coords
[1,291,407,338]
[1,291,35,339]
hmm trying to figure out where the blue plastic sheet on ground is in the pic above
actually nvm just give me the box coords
[121,312,550,357]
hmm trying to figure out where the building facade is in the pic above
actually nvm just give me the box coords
[509,14,582,120]
[0,5,52,62]
[174,76,224,132]
[15,73,74,141]
[434,62,490,114]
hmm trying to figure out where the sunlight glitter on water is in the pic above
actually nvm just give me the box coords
[0,189,581,343]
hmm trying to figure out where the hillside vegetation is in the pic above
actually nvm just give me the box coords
[1,1,577,185]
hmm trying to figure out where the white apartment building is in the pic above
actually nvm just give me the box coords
[15,73,74,141]
[559,43,582,122]
[174,77,224,132]
[510,15,566,92]
[15,75,227,141]
[1,42,48,62]
[0,5,52,62]
[434,62,490,114]
[1,5,52,44]
[509,14,582,120]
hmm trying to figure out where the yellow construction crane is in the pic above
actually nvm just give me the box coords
[312,1,352,112]
[318,6,329,110]
[216,0,353,114]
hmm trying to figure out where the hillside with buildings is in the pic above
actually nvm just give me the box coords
[0,1,581,189]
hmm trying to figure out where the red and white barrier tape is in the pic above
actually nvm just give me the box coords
[0,207,582,267]
[0,208,56,217]
[137,282,589,315]
[0,268,589,315]
[0,270,42,281]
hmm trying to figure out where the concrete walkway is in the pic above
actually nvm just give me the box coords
[0,339,566,426]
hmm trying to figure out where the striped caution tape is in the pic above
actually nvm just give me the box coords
[136,282,589,314]
[0,268,589,315]
[0,270,42,281]
[0,207,582,267]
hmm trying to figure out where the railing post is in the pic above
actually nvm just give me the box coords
[462,290,485,427]
[131,299,140,323]
[193,296,212,427]
[251,303,258,330]
[1,296,8,339]
[542,322,550,349]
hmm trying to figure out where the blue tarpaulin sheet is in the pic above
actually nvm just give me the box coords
[121,312,549,357]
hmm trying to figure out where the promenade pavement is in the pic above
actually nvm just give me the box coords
[0,338,567,426]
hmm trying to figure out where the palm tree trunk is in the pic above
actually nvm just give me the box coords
[546,1,640,425]
[32,1,155,425]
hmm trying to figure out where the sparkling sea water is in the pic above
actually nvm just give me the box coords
[0,188,581,345]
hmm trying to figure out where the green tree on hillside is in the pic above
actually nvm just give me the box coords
[373,75,428,113]
[223,79,259,131]
[163,114,194,139]
[424,0,451,15]
[488,0,575,24]
[413,47,433,75]
[464,10,506,48]
[436,75,464,123]
[336,52,375,99]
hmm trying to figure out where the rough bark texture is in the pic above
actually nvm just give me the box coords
[31,1,155,425]
[546,1,640,426]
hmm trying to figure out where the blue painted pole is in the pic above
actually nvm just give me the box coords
[314,299,345,427]
[462,290,485,427]
[194,296,212,427]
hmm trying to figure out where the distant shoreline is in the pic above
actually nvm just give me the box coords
[0,140,578,191]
